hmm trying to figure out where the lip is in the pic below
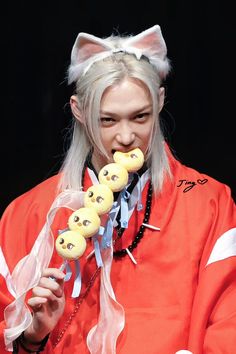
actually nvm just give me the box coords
[112,147,139,154]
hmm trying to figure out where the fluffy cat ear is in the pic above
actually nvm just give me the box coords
[68,24,170,83]
[71,25,167,64]
[71,33,112,65]
[125,25,167,60]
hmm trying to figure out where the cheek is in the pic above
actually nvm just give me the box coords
[139,125,153,142]
[100,130,116,154]
[100,129,112,146]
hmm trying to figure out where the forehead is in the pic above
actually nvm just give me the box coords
[100,78,152,114]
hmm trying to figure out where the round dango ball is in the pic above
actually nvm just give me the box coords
[68,207,101,238]
[55,230,87,260]
[84,184,114,215]
[98,163,128,192]
[113,148,144,172]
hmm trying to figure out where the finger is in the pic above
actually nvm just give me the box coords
[38,277,64,297]
[41,268,65,294]
[42,268,65,280]
[32,286,60,302]
[27,296,47,311]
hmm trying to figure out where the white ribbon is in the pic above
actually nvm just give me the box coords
[0,247,16,298]
[3,189,85,351]
[87,246,125,354]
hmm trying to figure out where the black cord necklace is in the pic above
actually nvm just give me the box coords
[81,161,153,258]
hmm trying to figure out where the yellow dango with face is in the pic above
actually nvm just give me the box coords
[98,163,128,192]
[84,184,114,215]
[113,148,144,172]
[55,230,87,260]
[68,207,101,238]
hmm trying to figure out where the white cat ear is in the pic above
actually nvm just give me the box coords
[125,25,167,60]
[68,25,170,83]
[71,32,112,65]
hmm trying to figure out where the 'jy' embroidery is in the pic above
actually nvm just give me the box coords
[177,179,208,193]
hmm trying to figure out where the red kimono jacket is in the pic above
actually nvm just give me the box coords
[0,154,236,354]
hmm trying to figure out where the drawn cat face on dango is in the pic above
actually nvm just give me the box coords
[68,207,101,238]
[84,184,114,215]
[98,163,128,192]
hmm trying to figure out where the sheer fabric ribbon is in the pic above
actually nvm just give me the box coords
[2,189,85,351]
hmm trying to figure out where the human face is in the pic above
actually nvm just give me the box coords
[92,78,154,171]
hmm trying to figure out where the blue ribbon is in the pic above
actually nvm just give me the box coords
[58,227,69,235]
[120,189,130,228]
[101,216,113,249]
[64,261,72,281]
[61,260,82,298]
[93,235,103,267]
[71,259,82,298]
[101,203,120,249]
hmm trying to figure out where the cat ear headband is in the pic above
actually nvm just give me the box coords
[68,24,170,84]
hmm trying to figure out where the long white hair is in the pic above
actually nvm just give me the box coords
[59,39,172,193]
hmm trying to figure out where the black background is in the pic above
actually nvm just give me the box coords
[1,1,235,216]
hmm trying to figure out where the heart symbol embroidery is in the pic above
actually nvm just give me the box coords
[197,179,208,185]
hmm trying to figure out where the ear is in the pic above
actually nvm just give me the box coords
[70,95,84,124]
[158,87,165,113]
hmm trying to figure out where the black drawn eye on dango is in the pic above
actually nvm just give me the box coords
[67,243,75,250]
[111,175,118,181]
[96,196,104,203]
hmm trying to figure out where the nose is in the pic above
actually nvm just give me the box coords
[116,123,135,146]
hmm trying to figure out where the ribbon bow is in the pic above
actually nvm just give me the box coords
[101,202,120,249]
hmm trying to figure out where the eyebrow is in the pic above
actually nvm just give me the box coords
[100,104,152,116]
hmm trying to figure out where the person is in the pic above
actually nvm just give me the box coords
[0,24,236,354]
